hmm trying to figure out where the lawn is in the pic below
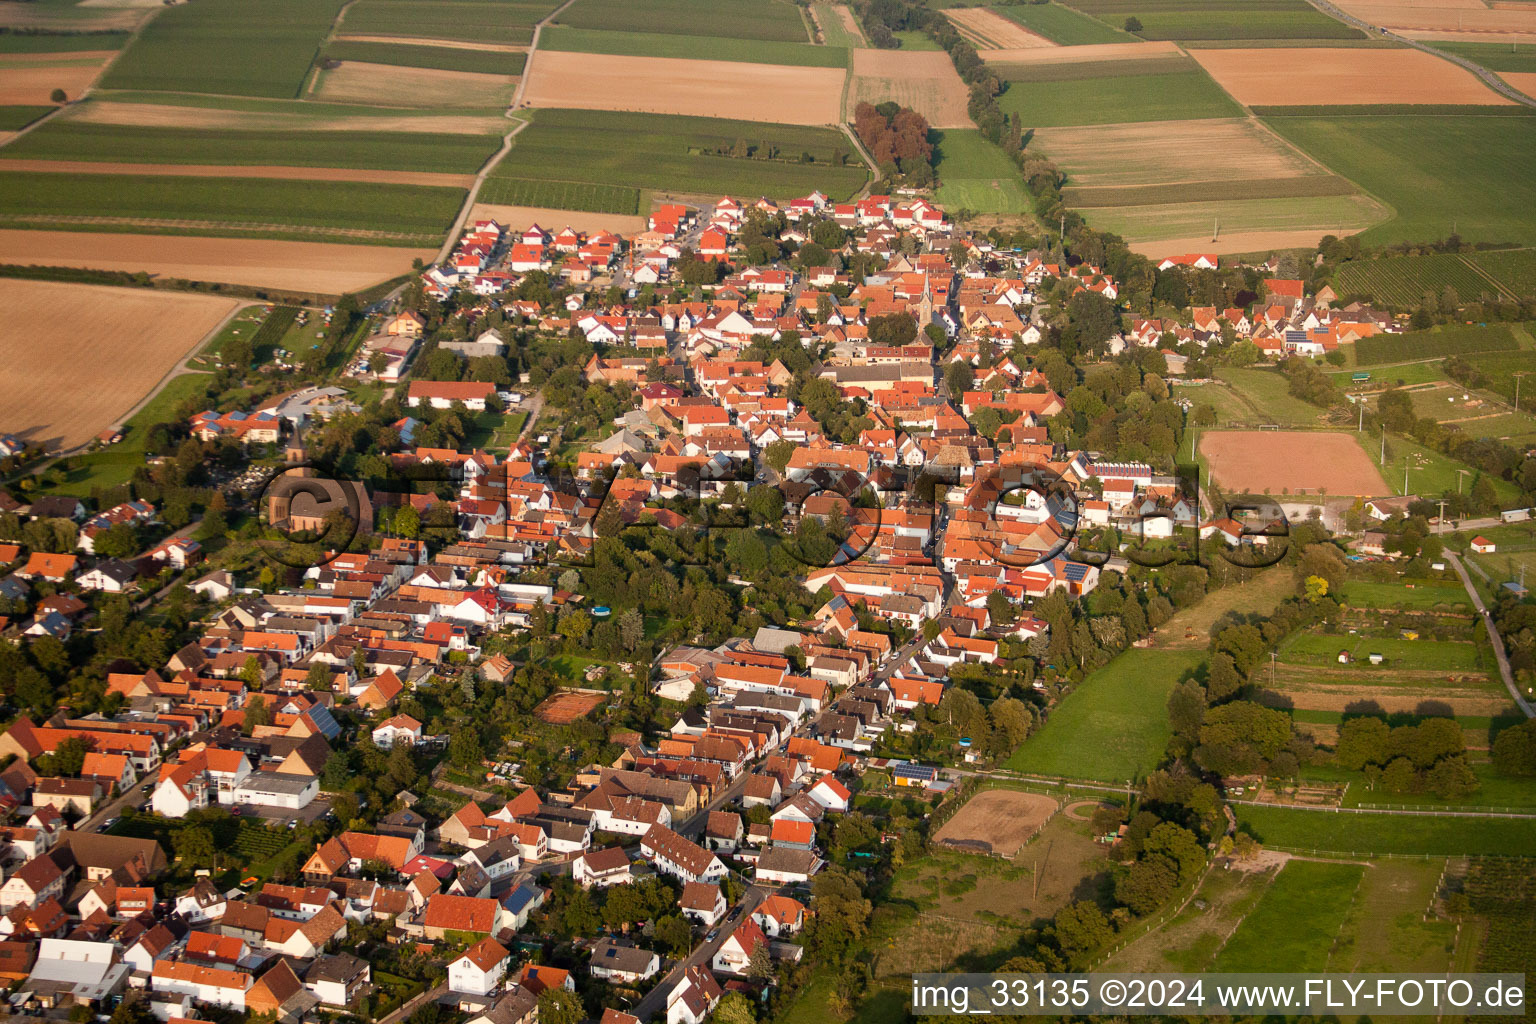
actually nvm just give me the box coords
[552,0,811,41]
[100,0,347,98]
[485,108,868,205]
[538,26,845,66]
[1236,804,1536,855]
[1264,114,1536,247]
[0,170,465,245]
[1213,366,1329,425]
[1279,632,1482,671]
[1,121,503,174]
[1005,649,1201,782]
[997,66,1241,127]
[323,39,526,76]
[1213,860,1364,971]
[996,1,1134,44]
[1339,580,1469,611]
[932,128,1031,216]
[1381,435,1524,504]
[340,0,551,44]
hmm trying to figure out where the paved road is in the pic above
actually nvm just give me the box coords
[1304,0,1536,106]
[1445,550,1536,718]
[630,885,768,1022]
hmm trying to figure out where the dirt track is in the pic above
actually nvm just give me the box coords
[521,50,845,125]
[469,202,646,235]
[0,278,238,450]
[933,789,1058,857]
[0,159,474,188]
[1190,46,1512,105]
[0,229,434,294]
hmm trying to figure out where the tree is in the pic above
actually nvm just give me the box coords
[243,693,269,735]
[1124,15,1143,31]
[1194,700,1292,776]
[654,913,693,957]
[174,825,217,868]
[305,662,334,692]
[1491,719,1536,776]
[945,360,974,395]
[1115,854,1178,915]
[745,940,773,979]
[537,990,583,1024]
[1336,716,1391,770]
[449,728,483,768]
[41,735,93,776]
[1167,680,1206,739]
[394,503,420,539]
[94,521,140,559]
[50,88,67,103]
[1051,900,1112,967]
[763,440,797,477]
[712,992,756,1024]
[619,607,645,651]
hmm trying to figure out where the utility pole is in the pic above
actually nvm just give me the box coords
[1515,371,1528,412]
[1380,427,1386,466]
[1357,396,1364,431]
[1457,468,1471,494]
[1270,651,1276,687]
[1437,498,1448,534]
[1404,457,1412,496]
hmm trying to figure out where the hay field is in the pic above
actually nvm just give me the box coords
[981,39,1180,64]
[933,790,1059,857]
[0,279,239,450]
[944,7,1055,49]
[1334,0,1536,37]
[0,229,433,293]
[1036,117,1323,185]
[1201,430,1388,495]
[313,61,518,108]
[848,49,972,128]
[1190,46,1512,105]
[0,159,472,187]
[468,202,646,235]
[521,51,844,125]
[0,52,109,104]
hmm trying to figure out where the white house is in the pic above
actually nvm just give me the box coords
[572,846,632,889]
[807,777,851,813]
[449,937,511,998]
[371,714,422,750]
[640,826,726,885]
[588,939,659,984]
[152,960,252,1011]
[666,965,722,1024]
[712,919,769,975]
[678,881,726,928]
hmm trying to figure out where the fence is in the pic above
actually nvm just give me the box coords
[1230,798,1536,820]
[1087,862,1214,968]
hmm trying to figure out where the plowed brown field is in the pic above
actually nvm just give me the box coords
[981,40,1180,63]
[0,279,239,450]
[521,51,844,125]
[1190,46,1510,105]
[0,229,434,294]
[848,49,972,128]
[1335,0,1536,36]
[944,7,1055,48]
[0,55,109,105]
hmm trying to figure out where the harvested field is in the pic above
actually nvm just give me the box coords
[1335,0,1536,36]
[944,7,1055,49]
[71,100,506,135]
[848,49,971,128]
[521,51,844,125]
[1035,117,1323,185]
[1201,429,1388,495]
[0,229,432,293]
[0,278,238,450]
[1190,46,1512,105]
[1129,228,1380,257]
[1400,27,1536,41]
[1502,71,1536,97]
[468,202,645,235]
[313,61,517,108]
[933,790,1059,857]
[0,159,473,187]
[533,690,607,724]
[981,39,1181,64]
[333,34,526,52]
[0,4,144,30]
[0,54,108,104]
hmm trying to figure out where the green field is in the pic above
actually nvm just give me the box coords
[0,121,501,173]
[1464,345,1536,405]
[813,3,862,47]
[1065,0,1364,40]
[893,29,942,50]
[1005,649,1200,782]
[486,108,868,206]
[100,0,347,98]
[1214,861,1364,971]
[323,39,525,75]
[48,371,220,495]
[932,129,1031,216]
[1339,580,1469,611]
[995,1,1133,44]
[0,31,130,53]
[1333,250,1536,306]
[0,170,464,244]
[553,0,810,40]
[1084,193,1383,246]
[539,25,844,66]
[0,105,53,131]
[1280,632,1483,672]
[1237,804,1536,856]
[1213,366,1329,426]
[1265,114,1536,247]
[1383,435,1523,503]
[477,176,641,215]
[1354,324,1522,366]
[997,63,1241,127]
[341,0,551,45]
[1431,41,1536,74]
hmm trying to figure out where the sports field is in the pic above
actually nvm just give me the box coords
[1004,649,1201,782]
[522,51,844,125]
[538,26,845,67]
[482,108,868,206]
[100,0,347,98]
[933,129,1031,215]
[0,278,238,451]
[1201,430,1388,495]
[1265,113,1536,247]
[552,0,811,41]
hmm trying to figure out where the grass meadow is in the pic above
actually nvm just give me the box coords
[1265,114,1536,247]
[1236,804,1536,855]
[552,0,811,41]
[1005,649,1201,782]
[0,31,129,53]
[538,26,845,66]
[997,62,1241,127]
[100,0,346,98]
[487,108,868,205]
[323,40,526,75]
[932,128,1031,215]
[0,170,465,243]
[0,121,502,173]
[1214,860,1364,971]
